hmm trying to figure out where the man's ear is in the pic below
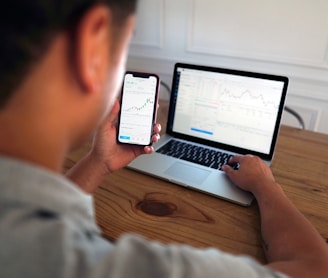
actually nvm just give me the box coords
[73,5,111,93]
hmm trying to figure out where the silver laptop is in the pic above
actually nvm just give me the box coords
[128,63,288,206]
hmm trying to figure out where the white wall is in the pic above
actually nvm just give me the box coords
[127,0,328,134]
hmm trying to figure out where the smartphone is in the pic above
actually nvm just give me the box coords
[117,71,160,146]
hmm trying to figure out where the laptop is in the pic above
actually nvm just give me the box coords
[127,63,288,206]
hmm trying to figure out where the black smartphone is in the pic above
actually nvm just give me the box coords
[117,71,160,146]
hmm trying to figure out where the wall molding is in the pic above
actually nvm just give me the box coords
[130,0,164,49]
[187,0,328,70]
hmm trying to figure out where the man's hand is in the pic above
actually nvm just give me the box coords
[90,99,161,173]
[222,155,275,196]
[66,99,161,193]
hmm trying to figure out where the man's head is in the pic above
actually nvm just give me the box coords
[0,0,137,169]
[0,0,137,108]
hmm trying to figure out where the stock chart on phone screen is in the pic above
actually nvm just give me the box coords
[119,74,157,145]
[173,68,284,153]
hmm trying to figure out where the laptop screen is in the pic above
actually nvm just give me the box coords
[167,63,288,159]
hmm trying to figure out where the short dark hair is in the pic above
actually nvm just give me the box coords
[0,0,137,108]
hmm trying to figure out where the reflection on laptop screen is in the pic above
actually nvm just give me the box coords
[172,67,286,155]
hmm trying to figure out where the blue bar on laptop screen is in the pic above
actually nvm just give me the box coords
[190,128,213,135]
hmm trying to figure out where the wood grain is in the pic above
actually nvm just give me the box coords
[64,100,328,264]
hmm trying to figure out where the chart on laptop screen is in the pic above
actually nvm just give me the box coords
[172,67,285,154]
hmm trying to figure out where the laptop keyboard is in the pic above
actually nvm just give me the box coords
[156,140,234,170]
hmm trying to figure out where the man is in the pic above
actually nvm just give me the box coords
[0,1,327,277]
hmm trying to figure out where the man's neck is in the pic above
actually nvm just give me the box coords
[0,106,69,173]
[0,136,67,173]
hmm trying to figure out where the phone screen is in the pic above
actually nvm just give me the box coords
[118,72,159,146]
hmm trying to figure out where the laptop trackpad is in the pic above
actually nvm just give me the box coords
[164,162,210,184]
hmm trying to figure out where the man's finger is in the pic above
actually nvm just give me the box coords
[107,99,120,123]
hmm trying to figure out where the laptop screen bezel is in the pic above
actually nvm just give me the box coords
[166,62,289,161]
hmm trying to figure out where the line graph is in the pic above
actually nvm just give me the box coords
[218,88,279,109]
[195,76,281,110]
[124,97,154,113]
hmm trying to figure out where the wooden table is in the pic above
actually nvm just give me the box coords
[64,100,328,264]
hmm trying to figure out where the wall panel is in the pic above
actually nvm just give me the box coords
[188,0,328,66]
